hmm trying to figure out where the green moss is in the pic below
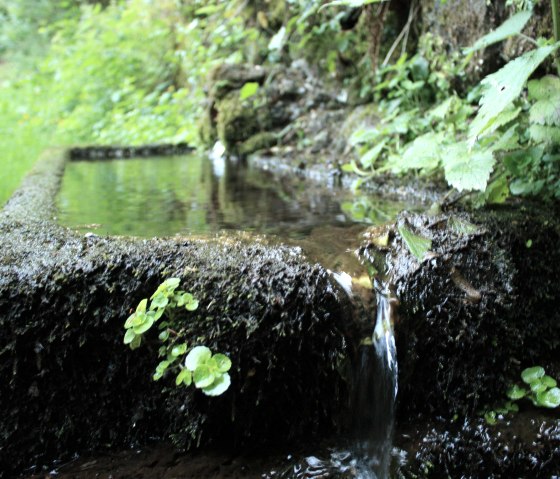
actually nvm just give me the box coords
[239,131,278,156]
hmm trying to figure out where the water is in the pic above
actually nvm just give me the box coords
[56,153,406,239]
[54,153,405,478]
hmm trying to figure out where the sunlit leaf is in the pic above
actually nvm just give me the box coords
[193,364,215,388]
[397,132,444,172]
[398,225,432,261]
[521,366,545,384]
[529,125,560,144]
[185,345,212,371]
[536,387,560,408]
[124,328,136,345]
[171,343,187,357]
[202,372,231,396]
[176,368,192,386]
[444,143,495,192]
[132,314,154,335]
[469,45,558,141]
[527,75,560,101]
[359,140,386,169]
[507,384,527,400]
[213,354,232,373]
[239,82,259,101]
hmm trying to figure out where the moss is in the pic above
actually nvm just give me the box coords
[215,90,271,151]
[0,148,357,477]
[238,131,278,156]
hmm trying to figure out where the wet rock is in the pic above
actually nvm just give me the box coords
[0,149,357,477]
[362,208,560,418]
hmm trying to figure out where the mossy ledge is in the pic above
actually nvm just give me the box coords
[0,149,357,477]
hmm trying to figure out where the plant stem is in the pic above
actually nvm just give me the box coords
[552,0,560,75]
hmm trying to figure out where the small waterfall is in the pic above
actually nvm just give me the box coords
[350,279,398,479]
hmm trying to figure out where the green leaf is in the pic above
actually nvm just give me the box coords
[239,82,259,101]
[123,328,136,345]
[185,345,212,371]
[398,225,432,261]
[444,143,495,192]
[175,368,192,386]
[319,0,384,11]
[158,330,170,342]
[397,132,444,172]
[469,45,558,141]
[530,381,548,394]
[542,375,557,388]
[529,125,560,145]
[124,313,136,329]
[536,387,560,408]
[132,314,154,335]
[359,140,386,169]
[529,97,560,126]
[185,298,199,312]
[150,292,169,310]
[484,175,510,204]
[171,343,188,357]
[484,410,497,425]
[129,334,142,350]
[213,354,232,373]
[136,298,148,313]
[521,366,545,384]
[506,384,527,400]
[429,96,454,120]
[448,217,480,235]
[193,364,215,388]
[202,372,231,396]
[466,11,532,53]
[527,75,560,101]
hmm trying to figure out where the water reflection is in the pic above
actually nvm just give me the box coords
[57,154,405,240]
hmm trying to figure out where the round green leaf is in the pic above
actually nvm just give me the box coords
[193,365,215,388]
[185,299,199,312]
[151,292,169,310]
[132,314,154,335]
[213,354,232,373]
[158,330,170,342]
[530,381,547,394]
[164,278,181,289]
[131,311,146,327]
[542,375,557,388]
[537,387,560,408]
[123,328,136,345]
[506,384,527,400]
[185,346,212,371]
[176,368,192,386]
[171,343,187,357]
[202,372,231,396]
[521,366,545,384]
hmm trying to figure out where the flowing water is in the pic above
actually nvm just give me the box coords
[52,152,407,479]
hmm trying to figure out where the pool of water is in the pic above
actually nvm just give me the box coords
[56,154,407,240]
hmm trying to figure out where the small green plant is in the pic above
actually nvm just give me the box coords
[123,278,232,397]
[507,366,560,408]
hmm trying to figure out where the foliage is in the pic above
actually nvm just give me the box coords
[397,224,432,261]
[123,278,231,396]
[507,366,560,408]
[346,10,560,201]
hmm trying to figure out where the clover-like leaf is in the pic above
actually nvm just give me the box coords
[151,292,169,310]
[176,368,192,386]
[159,330,170,342]
[202,372,231,396]
[530,381,547,394]
[171,343,188,358]
[213,354,232,373]
[536,387,560,408]
[506,384,527,400]
[185,346,212,371]
[193,364,215,388]
[132,314,154,335]
[521,366,545,384]
[542,375,557,389]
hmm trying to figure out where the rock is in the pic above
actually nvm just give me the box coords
[0,149,357,477]
[362,209,560,418]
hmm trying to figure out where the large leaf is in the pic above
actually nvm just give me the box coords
[465,11,532,53]
[529,125,560,144]
[239,82,259,101]
[397,132,444,172]
[397,225,432,261]
[469,45,558,142]
[527,75,560,101]
[444,143,495,192]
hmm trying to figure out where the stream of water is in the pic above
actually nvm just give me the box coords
[52,153,405,478]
